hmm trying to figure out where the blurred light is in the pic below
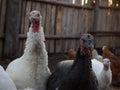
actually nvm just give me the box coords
[116,3,119,7]
[93,0,96,4]
[85,0,88,4]
[72,0,75,4]
[108,0,112,6]
[82,0,84,5]
[108,10,111,16]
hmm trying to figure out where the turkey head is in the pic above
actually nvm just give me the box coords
[80,34,94,55]
[29,10,42,32]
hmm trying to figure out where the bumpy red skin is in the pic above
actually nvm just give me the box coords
[32,20,40,32]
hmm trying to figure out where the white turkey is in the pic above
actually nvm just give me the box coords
[92,58,112,90]
[92,49,103,62]
[47,34,98,90]
[6,10,51,90]
[0,65,17,90]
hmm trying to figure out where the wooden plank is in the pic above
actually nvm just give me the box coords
[0,0,7,58]
[19,0,26,56]
[60,7,68,52]
[111,10,120,32]
[55,6,64,52]
[75,0,81,5]
[75,9,82,51]
[26,0,93,10]
[99,0,108,6]
[24,1,32,33]
[89,31,120,37]
[9,32,120,40]
[49,5,56,53]
[4,0,22,59]
[95,36,117,48]
[0,0,2,21]
[72,8,79,50]
[55,6,62,53]
[20,0,26,34]
[64,7,73,52]
[40,3,47,28]
[36,1,41,11]
[93,0,99,31]
[45,4,52,52]
[21,1,32,55]
[0,0,7,35]
[31,1,36,10]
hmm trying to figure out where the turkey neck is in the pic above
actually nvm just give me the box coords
[24,23,44,56]
[32,20,40,32]
[71,47,92,76]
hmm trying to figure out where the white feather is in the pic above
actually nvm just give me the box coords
[6,26,51,90]
[0,65,17,90]
[92,49,103,62]
[92,58,112,90]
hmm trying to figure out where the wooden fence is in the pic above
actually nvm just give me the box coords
[0,0,120,60]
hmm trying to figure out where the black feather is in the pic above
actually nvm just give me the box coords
[47,48,98,90]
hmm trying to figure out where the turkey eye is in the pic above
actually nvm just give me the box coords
[32,12,35,14]
[36,14,40,17]
[87,35,90,38]
[82,39,86,42]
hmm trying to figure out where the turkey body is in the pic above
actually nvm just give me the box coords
[6,12,51,90]
[47,48,98,90]
[0,65,17,90]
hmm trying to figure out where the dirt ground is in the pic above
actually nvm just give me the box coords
[1,54,120,90]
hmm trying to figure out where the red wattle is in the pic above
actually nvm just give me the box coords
[32,20,40,32]
[104,65,108,71]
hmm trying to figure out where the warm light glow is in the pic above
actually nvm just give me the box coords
[107,10,111,16]
[85,0,88,4]
[93,0,95,4]
[108,0,113,6]
[72,0,75,4]
[81,0,84,5]
[116,3,119,7]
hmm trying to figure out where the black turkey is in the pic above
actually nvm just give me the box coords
[47,34,98,90]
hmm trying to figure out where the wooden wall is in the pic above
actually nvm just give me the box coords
[0,0,7,59]
[19,0,94,55]
[0,0,120,59]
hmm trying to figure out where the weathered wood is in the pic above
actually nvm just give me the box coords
[1,0,120,57]
[72,8,79,50]
[89,31,120,37]
[0,0,7,58]
[64,7,73,52]
[0,0,2,20]
[36,1,41,11]
[26,0,120,10]
[93,0,99,31]
[60,7,68,52]
[19,0,26,55]
[21,1,32,56]
[49,5,56,53]
[45,4,52,52]
[26,0,94,10]
[31,1,36,10]
[0,0,7,36]
[55,7,62,53]
[4,0,22,59]
[24,1,31,33]
[40,3,47,28]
